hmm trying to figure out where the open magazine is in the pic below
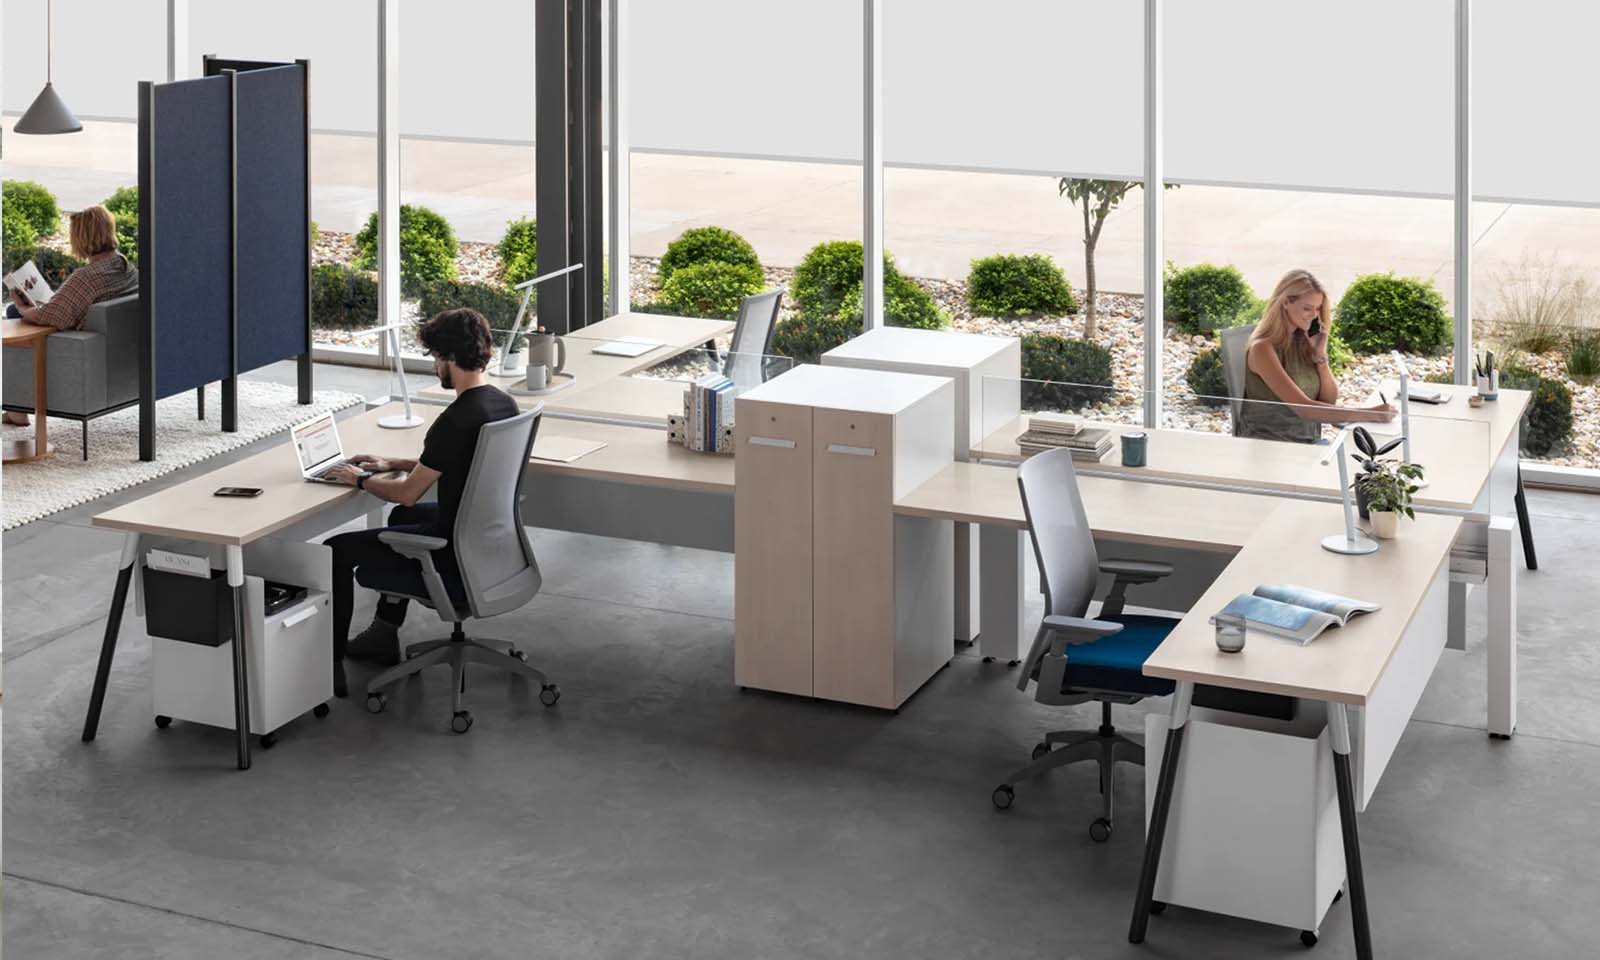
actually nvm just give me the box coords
[1208,584,1380,645]
[2,260,54,307]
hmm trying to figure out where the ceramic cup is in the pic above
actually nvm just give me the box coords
[524,363,549,391]
[1121,431,1148,468]
[525,333,566,375]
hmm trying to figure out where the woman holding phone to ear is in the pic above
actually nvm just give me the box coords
[1240,268,1395,443]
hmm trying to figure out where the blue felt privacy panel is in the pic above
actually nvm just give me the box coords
[149,75,233,399]
[234,64,310,372]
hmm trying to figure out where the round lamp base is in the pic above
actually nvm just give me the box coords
[377,414,425,430]
[1321,533,1380,556]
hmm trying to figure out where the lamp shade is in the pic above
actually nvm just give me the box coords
[14,81,82,135]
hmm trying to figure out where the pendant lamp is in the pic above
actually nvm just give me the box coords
[14,0,82,135]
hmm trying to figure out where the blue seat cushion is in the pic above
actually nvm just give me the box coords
[1056,613,1177,697]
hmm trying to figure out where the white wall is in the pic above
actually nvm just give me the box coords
[3,0,166,119]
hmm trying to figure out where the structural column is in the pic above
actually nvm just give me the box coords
[377,0,400,361]
[1453,0,1473,384]
[606,0,631,316]
[862,0,884,329]
[166,0,188,81]
[1142,0,1164,428]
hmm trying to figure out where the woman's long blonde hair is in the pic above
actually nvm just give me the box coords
[1249,269,1331,367]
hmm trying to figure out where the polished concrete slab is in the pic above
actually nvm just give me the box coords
[5,366,1600,959]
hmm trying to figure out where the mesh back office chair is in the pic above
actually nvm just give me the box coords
[990,448,1178,842]
[361,407,559,734]
[719,288,784,388]
[1220,323,1255,436]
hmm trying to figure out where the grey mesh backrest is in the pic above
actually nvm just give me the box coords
[724,288,783,387]
[1016,448,1100,619]
[453,406,543,619]
[1220,323,1255,434]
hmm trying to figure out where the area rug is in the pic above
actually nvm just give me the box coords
[1,380,365,529]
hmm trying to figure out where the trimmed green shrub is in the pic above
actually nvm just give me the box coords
[498,217,538,288]
[770,312,861,365]
[1185,346,1229,405]
[834,275,949,331]
[1567,328,1600,384]
[1021,333,1115,411]
[966,253,1078,318]
[417,279,524,332]
[310,220,320,249]
[1500,362,1574,457]
[1327,328,1354,376]
[4,180,59,238]
[103,186,140,263]
[658,226,760,283]
[2,246,85,290]
[353,204,458,294]
[791,240,892,320]
[310,264,379,331]
[1424,368,1455,385]
[3,205,37,261]
[657,261,765,319]
[1335,273,1451,355]
[1165,262,1256,335]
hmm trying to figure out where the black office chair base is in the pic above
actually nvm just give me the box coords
[991,703,1144,841]
[365,625,557,733]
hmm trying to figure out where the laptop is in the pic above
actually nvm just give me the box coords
[290,412,360,484]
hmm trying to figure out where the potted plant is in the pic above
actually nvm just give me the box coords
[500,333,528,375]
[1350,427,1423,538]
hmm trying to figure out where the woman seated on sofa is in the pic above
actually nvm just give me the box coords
[5,204,139,426]
[1240,268,1395,443]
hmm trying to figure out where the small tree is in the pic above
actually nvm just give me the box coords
[1057,178,1174,340]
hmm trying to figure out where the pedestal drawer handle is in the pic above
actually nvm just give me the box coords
[748,436,796,449]
[827,443,876,457]
[282,605,319,629]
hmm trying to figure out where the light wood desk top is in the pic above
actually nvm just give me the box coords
[974,413,1497,512]
[2,317,53,343]
[1143,500,1461,705]
[418,312,733,405]
[1372,381,1530,460]
[94,403,441,546]
[893,461,1264,552]
[531,419,733,494]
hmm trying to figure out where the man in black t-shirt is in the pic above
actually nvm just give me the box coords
[323,308,519,696]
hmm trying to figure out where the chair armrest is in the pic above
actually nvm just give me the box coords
[1042,614,1124,646]
[377,531,455,613]
[377,531,449,558]
[1098,558,1174,583]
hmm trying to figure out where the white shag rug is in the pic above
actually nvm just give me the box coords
[1,380,364,529]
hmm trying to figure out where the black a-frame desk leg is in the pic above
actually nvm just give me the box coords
[83,534,141,742]
[1514,466,1537,571]
[1129,681,1192,944]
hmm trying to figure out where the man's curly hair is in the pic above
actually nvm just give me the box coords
[418,308,494,371]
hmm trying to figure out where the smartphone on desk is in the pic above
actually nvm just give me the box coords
[214,486,263,498]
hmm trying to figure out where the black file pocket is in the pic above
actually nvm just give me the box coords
[142,566,236,647]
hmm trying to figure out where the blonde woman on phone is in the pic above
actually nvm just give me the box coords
[1240,269,1395,443]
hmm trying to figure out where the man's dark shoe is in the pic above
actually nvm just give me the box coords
[345,618,401,666]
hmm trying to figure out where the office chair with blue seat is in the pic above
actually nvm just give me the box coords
[990,447,1179,842]
[362,406,559,734]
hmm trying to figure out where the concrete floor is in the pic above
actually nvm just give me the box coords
[9,121,1600,311]
[5,361,1600,958]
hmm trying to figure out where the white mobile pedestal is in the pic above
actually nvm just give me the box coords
[735,364,957,709]
[822,328,1020,648]
[144,538,334,743]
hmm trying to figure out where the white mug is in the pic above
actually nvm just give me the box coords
[524,363,549,391]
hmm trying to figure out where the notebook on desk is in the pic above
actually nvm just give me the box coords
[591,336,661,358]
[531,435,607,464]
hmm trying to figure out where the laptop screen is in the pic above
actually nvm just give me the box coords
[291,413,342,473]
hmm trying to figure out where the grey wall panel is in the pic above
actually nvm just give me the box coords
[234,64,310,372]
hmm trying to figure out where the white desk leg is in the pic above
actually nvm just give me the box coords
[1487,517,1517,739]
[978,525,1026,665]
[226,544,254,769]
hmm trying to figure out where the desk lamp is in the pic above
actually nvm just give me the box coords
[1389,351,1428,489]
[1320,427,1379,556]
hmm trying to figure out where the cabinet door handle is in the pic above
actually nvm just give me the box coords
[827,443,876,457]
[748,436,796,449]
[282,605,318,629]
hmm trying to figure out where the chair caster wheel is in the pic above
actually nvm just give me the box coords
[1148,901,1167,916]
[1299,930,1318,948]
[313,703,331,719]
[539,684,561,707]
[991,785,1015,810]
[366,693,387,714]
[1089,817,1112,842]
[451,710,474,734]
[981,656,995,663]
[1031,742,1051,761]
[154,715,172,729]
[259,733,278,750]
[1007,659,1020,667]
[510,648,528,663]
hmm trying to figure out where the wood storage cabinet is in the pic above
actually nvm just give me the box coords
[735,365,956,709]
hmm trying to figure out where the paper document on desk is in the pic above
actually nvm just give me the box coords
[591,336,661,357]
[531,436,607,463]
[1209,584,1380,645]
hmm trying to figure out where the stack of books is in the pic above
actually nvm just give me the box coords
[676,374,736,453]
[1016,422,1113,462]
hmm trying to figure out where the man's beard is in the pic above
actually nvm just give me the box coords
[438,365,453,389]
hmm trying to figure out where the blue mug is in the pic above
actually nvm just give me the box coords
[1121,431,1148,468]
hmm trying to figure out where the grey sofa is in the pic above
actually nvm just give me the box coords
[3,294,141,459]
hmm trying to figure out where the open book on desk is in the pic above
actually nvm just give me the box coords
[1209,584,1380,645]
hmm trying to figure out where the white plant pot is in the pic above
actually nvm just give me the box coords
[500,348,526,376]
[1370,510,1399,539]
